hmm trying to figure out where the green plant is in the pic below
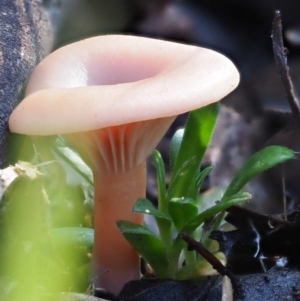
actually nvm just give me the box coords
[0,138,94,300]
[117,103,296,280]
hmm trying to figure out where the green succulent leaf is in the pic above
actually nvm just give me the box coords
[222,145,296,201]
[168,198,198,232]
[187,165,214,200]
[183,192,252,233]
[117,221,169,277]
[195,166,213,192]
[152,151,173,250]
[152,150,167,213]
[133,198,171,221]
[169,129,184,171]
[167,156,197,199]
[168,103,219,200]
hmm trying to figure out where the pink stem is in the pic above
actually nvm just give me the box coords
[92,163,146,294]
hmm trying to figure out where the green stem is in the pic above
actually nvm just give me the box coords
[167,235,185,278]
[152,150,173,252]
[152,150,168,214]
[156,218,173,252]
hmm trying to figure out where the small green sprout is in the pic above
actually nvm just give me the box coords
[117,103,296,280]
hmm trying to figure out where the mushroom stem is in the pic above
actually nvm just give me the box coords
[93,163,146,294]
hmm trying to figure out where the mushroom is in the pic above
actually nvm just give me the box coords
[9,35,239,294]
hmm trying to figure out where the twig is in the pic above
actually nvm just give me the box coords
[282,164,287,220]
[181,232,244,299]
[271,10,300,124]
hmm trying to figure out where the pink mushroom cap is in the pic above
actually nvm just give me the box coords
[9,35,239,135]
